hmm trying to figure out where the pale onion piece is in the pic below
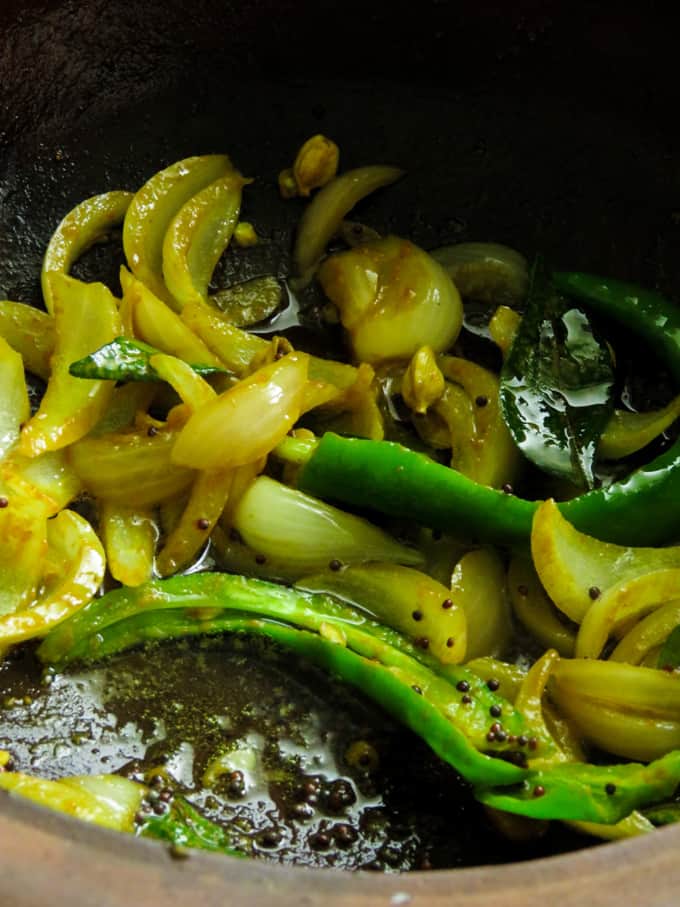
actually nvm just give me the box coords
[569,811,655,841]
[508,557,576,657]
[159,490,190,538]
[310,361,385,441]
[19,274,120,458]
[300,380,342,414]
[488,305,521,359]
[319,236,463,364]
[611,600,680,664]
[182,301,270,376]
[100,503,156,587]
[413,526,468,591]
[438,355,520,488]
[297,563,466,665]
[149,353,217,412]
[0,772,145,832]
[212,276,283,327]
[543,701,586,762]
[531,499,680,624]
[450,549,511,660]
[599,396,680,460]
[552,658,680,718]
[156,467,234,576]
[69,428,195,507]
[0,485,49,617]
[401,346,445,415]
[42,190,133,314]
[0,336,29,460]
[430,242,529,306]
[1,449,81,515]
[0,508,105,646]
[211,524,304,585]
[548,692,680,762]
[171,353,309,470]
[232,476,424,575]
[125,272,222,367]
[181,300,359,391]
[413,382,475,451]
[575,568,680,658]
[123,154,232,307]
[514,649,565,765]
[0,300,55,379]
[465,657,526,703]
[292,134,340,197]
[294,165,404,282]
[162,171,248,311]
[220,458,266,526]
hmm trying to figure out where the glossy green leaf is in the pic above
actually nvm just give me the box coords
[69,337,230,383]
[499,260,614,488]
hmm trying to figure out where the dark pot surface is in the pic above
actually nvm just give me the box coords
[1,2,680,902]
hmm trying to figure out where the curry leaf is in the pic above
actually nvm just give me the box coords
[69,337,229,383]
[499,259,614,489]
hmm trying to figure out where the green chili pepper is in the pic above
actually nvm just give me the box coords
[552,273,680,383]
[38,573,546,787]
[476,752,680,824]
[38,574,680,822]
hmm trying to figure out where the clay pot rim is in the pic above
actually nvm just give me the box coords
[2,786,679,906]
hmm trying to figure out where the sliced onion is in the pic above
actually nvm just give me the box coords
[318,236,462,363]
[430,242,528,306]
[171,353,309,470]
[294,165,404,284]
[42,190,133,314]
[232,476,423,575]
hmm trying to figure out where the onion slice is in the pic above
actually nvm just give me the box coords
[294,164,404,284]
[233,476,424,574]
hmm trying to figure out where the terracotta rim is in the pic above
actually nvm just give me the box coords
[2,791,680,906]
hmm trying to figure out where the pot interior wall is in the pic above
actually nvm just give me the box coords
[1,0,680,893]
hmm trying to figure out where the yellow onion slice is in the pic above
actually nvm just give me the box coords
[611,600,680,665]
[297,563,465,665]
[100,504,156,588]
[598,397,680,460]
[294,165,403,282]
[42,190,133,314]
[450,549,511,660]
[508,557,576,657]
[171,352,309,470]
[319,236,463,364]
[0,335,30,460]
[123,155,232,307]
[0,301,55,379]
[531,499,680,623]
[0,772,145,832]
[0,509,105,646]
[162,170,249,310]
[232,476,423,575]
[69,427,195,507]
[575,568,680,658]
[156,468,234,576]
[20,274,120,457]
[123,271,222,367]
